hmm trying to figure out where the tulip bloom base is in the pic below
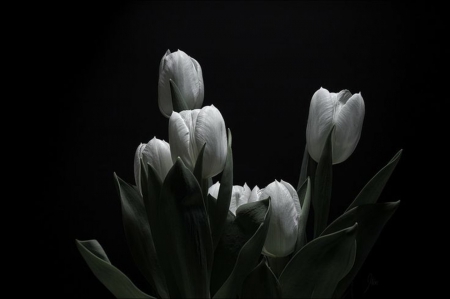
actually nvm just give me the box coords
[76,49,402,298]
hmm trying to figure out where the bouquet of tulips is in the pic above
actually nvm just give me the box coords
[76,49,401,298]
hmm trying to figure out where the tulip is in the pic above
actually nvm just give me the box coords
[169,105,227,178]
[158,49,204,117]
[306,87,365,164]
[257,180,301,257]
[208,182,260,215]
[134,137,173,193]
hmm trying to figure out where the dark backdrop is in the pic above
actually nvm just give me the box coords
[42,2,440,297]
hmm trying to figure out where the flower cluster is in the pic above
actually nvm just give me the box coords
[77,49,402,299]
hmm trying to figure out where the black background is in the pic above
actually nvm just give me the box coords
[41,2,441,298]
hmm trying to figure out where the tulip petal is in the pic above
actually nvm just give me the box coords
[280,180,301,216]
[229,184,252,215]
[306,87,335,162]
[333,93,365,163]
[208,181,221,200]
[142,138,173,183]
[158,51,173,118]
[194,105,227,178]
[248,186,260,203]
[166,51,198,108]
[134,143,146,192]
[169,111,197,170]
[261,181,299,257]
[191,57,204,108]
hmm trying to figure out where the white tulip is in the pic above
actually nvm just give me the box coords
[158,49,204,118]
[306,87,365,164]
[258,180,301,257]
[134,137,173,193]
[169,105,227,178]
[208,182,259,215]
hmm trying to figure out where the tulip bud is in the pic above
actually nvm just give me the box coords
[169,105,227,178]
[208,182,258,215]
[306,87,365,164]
[134,137,173,193]
[258,180,301,257]
[158,49,204,117]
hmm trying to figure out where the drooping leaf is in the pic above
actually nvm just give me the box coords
[214,199,272,298]
[169,79,188,112]
[346,149,403,211]
[240,257,281,298]
[151,158,213,298]
[114,173,168,298]
[279,224,358,298]
[320,202,401,298]
[76,239,156,299]
[313,127,334,238]
[211,129,233,248]
[294,177,311,252]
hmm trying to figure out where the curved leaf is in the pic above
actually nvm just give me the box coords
[169,79,188,112]
[214,198,272,298]
[321,201,401,298]
[151,158,213,298]
[346,149,403,211]
[240,257,281,298]
[294,177,311,253]
[279,224,358,298]
[114,173,168,298]
[76,239,155,298]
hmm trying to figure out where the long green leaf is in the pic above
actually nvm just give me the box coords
[151,158,213,298]
[114,173,168,298]
[346,149,403,211]
[169,79,188,112]
[321,202,400,298]
[313,128,334,238]
[76,239,156,298]
[214,199,272,299]
[295,177,311,252]
[240,257,281,298]
[278,224,358,298]
[297,144,309,190]
[211,129,233,248]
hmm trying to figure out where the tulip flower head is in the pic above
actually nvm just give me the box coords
[208,182,260,215]
[306,87,365,164]
[158,49,204,117]
[257,180,301,257]
[169,105,227,178]
[134,137,173,193]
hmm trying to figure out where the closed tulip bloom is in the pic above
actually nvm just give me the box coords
[258,180,301,257]
[158,49,204,117]
[169,105,227,178]
[208,182,259,215]
[306,87,365,164]
[134,137,173,193]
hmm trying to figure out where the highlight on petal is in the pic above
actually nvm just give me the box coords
[134,143,146,191]
[248,185,261,203]
[306,87,335,162]
[280,180,301,215]
[169,111,195,170]
[208,181,221,199]
[143,137,173,182]
[229,183,252,215]
[260,181,299,257]
[333,92,365,163]
[194,105,227,178]
[190,57,204,108]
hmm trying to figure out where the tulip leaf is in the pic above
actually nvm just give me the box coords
[240,257,281,299]
[346,149,403,211]
[76,239,156,298]
[320,202,401,298]
[213,198,272,299]
[297,144,309,190]
[295,177,311,252]
[211,129,233,249]
[151,158,213,298]
[313,127,334,238]
[278,224,358,298]
[169,79,188,112]
[114,173,168,298]
[141,162,163,240]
